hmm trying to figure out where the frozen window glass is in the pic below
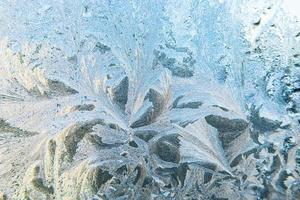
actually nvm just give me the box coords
[0,1,299,199]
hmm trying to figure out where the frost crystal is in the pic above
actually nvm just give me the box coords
[0,0,300,199]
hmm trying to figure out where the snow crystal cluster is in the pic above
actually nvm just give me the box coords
[0,0,300,199]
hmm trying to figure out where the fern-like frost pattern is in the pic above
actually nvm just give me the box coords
[0,0,300,199]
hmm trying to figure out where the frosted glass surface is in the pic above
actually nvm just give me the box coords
[0,1,300,199]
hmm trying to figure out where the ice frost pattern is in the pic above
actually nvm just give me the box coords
[0,0,300,199]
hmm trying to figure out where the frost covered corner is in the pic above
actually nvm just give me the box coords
[0,0,300,199]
